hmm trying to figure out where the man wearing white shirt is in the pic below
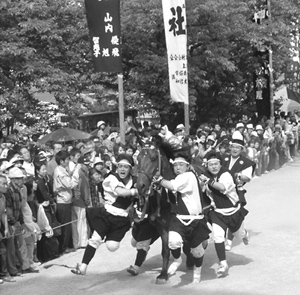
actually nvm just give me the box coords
[153,152,211,283]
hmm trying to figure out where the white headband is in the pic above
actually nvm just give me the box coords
[117,160,132,167]
[206,158,221,164]
[170,158,190,165]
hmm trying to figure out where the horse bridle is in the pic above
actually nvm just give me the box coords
[138,145,162,196]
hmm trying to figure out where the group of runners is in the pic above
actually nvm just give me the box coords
[70,126,255,283]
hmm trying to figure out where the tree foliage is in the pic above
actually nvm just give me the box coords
[0,0,300,132]
[122,0,300,129]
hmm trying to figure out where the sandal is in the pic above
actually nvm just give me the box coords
[127,265,139,276]
[71,263,86,275]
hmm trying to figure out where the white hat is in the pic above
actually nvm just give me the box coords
[236,122,244,129]
[206,135,216,143]
[0,161,14,172]
[256,125,263,131]
[176,124,185,130]
[8,167,25,179]
[247,123,254,129]
[97,121,106,128]
[230,131,245,147]
[107,132,118,141]
[9,155,24,164]
[251,131,258,137]
[93,157,104,167]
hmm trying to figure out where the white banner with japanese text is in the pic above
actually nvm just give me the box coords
[162,0,188,103]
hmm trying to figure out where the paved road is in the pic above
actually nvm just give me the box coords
[2,159,300,295]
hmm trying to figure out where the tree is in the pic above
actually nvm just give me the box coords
[121,0,300,128]
[1,0,300,133]
[0,0,118,130]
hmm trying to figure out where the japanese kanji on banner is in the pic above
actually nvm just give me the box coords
[85,0,122,73]
[162,0,188,103]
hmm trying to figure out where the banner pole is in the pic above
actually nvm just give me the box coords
[184,102,189,135]
[267,0,274,120]
[118,74,125,144]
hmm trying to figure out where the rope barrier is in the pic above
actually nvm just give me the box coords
[0,218,79,241]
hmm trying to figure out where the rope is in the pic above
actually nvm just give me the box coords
[0,218,79,241]
[43,263,74,269]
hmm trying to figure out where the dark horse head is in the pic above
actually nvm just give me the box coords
[136,138,175,197]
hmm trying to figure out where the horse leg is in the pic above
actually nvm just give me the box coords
[150,191,162,221]
[155,226,170,284]
[156,192,161,217]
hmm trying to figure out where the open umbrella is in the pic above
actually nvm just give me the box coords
[90,129,99,137]
[274,86,300,113]
[38,128,91,144]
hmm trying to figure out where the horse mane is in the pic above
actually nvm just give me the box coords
[151,134,175,160]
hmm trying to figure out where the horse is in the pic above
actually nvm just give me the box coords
[135,139,175,284]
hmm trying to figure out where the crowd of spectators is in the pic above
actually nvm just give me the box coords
[0,111,299,284]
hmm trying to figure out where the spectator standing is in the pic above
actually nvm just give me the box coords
[124,115,137,135]
[235,122,245,136]
[5,167,38,274]
[34,161,55,224]
[20,147,35,179]
[71,149,92,250]
[53,151,80,254]
[0,175,16,283]
[263,120,275,170]
[69,148,81,174]
[46,142,63,176]
[96,121,106,142]
[89,168,104,208]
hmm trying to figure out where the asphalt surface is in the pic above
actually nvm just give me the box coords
[1,159,300,295]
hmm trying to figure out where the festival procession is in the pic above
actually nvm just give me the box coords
[1,0,300,294]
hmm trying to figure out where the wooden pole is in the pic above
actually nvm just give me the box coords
[269,49,274,120]
[118,74,125,144]
[267,0,274,120]
[184,102,189,135]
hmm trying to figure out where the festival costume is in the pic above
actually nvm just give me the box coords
[77,172,136,271]
[221,153,255,250]
[167,170,211,282]
[204,167,249,276]
[221,154,255,206]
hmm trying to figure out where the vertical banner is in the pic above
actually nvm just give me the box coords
[254,55,271,118]
[253,0,270,118]
[162,0,188,103]
[85,0,122,73]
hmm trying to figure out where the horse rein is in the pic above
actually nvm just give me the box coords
[138,145,162,196]
[135,145,162,223]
